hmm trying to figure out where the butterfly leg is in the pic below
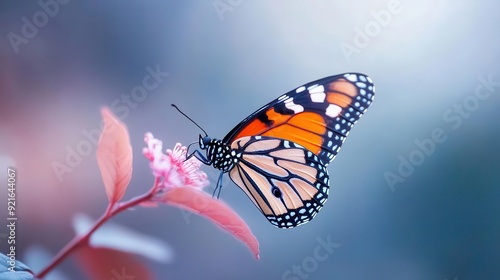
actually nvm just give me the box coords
[185,141,198,158]
[186,150,211,165]
[212,171,224,199]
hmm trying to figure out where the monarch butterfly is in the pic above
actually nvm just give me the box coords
[177,73,374,228]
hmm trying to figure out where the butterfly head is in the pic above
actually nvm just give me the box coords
[198,134,212,150]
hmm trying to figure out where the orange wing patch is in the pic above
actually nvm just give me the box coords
[287,112,326,135]
[325,78,358,109]
[233,107,292,141]
[262,124,321,154]
[262,112,326,155]
[328,78,358,97]
[326,93,352,108]
[233,118,267,140]
[232,108,327,155]
[234,107,292,139]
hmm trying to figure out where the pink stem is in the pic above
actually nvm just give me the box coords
[36,178,159,279]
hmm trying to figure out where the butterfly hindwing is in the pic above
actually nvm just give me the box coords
[223,73,375,165]
[228,136,329,228]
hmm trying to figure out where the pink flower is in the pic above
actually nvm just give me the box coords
[142,133,208,193]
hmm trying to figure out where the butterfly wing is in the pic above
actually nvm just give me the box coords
[223,73,375,165]
[229,136,329,228]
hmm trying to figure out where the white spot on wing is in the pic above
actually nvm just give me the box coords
[310,92,326,103]
[309,85,324,94]
[356,82,366,88]
[345,74,357,82]
[284,141,290,148]
[285,100,304,113]
[296,86,305,93]
[325,104,342,117]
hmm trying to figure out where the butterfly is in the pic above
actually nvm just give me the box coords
[185,73,375,228]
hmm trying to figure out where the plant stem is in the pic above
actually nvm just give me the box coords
[36,178,159,279]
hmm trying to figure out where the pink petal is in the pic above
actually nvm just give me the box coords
[96,107,133,204]
[161,188,260,259]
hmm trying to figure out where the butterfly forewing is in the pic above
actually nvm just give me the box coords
[229,136,329,228]
[223,73,375,165]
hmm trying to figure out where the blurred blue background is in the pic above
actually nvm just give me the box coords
[0,0,499,279]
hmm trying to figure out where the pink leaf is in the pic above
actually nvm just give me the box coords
[161,187,260,259]
[96,107,133,204]
[75,246,155,280]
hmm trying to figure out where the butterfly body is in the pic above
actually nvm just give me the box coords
[194,73,375,228]
[199,136,241,172]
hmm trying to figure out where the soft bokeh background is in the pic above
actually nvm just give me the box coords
[1,0,499,279]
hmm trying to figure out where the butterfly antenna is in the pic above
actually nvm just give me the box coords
[171,104,208,137]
